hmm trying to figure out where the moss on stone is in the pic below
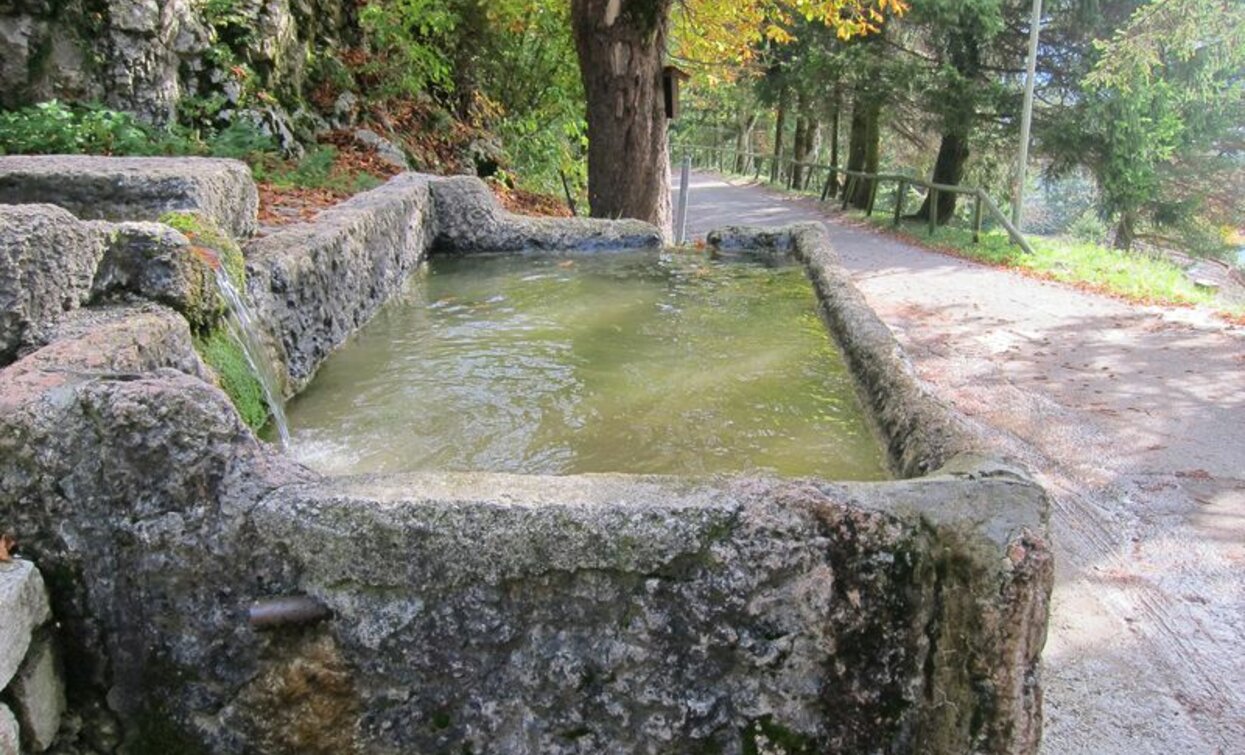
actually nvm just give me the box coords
[194,328,268,429]
[159,211,247,290]
[741,716,817,755]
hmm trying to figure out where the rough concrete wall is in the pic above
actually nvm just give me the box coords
[0,306,315,752]
[0,185,1052,753]
[0,155,259,238]
[250,471,1051,754]
[430,176,662,253]
[244,172,437,393]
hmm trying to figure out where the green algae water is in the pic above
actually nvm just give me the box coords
[278,250,889,479]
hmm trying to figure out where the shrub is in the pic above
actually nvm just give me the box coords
[0,101,195,156]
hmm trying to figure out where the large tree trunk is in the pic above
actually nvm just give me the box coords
[770,90,787,183]
[1114,210,1136,251]
[801,119,820,189]
[827,83,841,198]
[914,131,970,223]
[915,26,981,224]
[734,110,757,173]
[570,0,674,238]
[846,93,880,209]
[792,113,807,188]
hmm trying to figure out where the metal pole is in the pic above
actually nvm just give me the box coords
[675,153,691,245]
[1013,0,1043,229]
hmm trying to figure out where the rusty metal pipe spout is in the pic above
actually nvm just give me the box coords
[248,595,331,629]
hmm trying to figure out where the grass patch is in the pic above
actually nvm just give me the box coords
[851,211,1242,318]
[194,329,268,430]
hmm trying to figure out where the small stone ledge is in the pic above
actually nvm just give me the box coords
[244,173,436,392]
[0,156,259,238]
[430,176,662,253]
[710,223,981,477]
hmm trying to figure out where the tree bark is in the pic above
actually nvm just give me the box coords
[792,114,807,188]
[827,83,841,198]
[735,110,757,173]
[570,0,674,238]
[846,92,880,209]
[914,131,970,223]
[914,24,981,224]
[1114,210,1136,251]
[770,90,787,183]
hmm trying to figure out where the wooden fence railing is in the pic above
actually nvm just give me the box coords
[676,143,1033,255]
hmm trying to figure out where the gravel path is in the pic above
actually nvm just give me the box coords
[678,171,1245,754]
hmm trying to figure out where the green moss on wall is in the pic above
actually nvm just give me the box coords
[741,716,817,755]
[194,328,268,429]
[159,211,247,290]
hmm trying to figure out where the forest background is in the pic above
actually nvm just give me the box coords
[0,0,1240,265]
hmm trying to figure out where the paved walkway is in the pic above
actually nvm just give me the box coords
[678,171,1245,754]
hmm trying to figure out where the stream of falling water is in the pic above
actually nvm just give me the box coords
[212,267,291,448]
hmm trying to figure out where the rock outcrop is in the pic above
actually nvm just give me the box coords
[0,156,259,238]
[0,0,356,127]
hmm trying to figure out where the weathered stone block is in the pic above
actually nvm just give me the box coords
[0,156,258,238]
[245,469,1052,754]
[245,172,436,391]
[9,636,66,752]
[430,175,662,253]
[89,221,221,329]
[0,703,18,755]
[0,560,51,689]
[0,204,106,364]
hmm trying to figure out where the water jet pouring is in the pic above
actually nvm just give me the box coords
[199,245,292,448]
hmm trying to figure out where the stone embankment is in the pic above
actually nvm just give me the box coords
[0,156,1051,754]
[1,559,66,753]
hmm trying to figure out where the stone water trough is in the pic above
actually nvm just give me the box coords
[0,156,1052,754]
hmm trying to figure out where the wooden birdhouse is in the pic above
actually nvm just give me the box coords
[663,65,690,120]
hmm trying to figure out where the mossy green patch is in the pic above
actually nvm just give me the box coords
[159,211,247,290]
[741,716,817,754]
[194,328,268,429]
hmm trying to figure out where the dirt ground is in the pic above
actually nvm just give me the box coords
[681,172,1245,754]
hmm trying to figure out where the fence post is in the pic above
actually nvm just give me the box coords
[820,168,835,202]
[675,152,691,245]
[928,189,938,236]
[840,175,854,210]
[754,155,762,181]
[866,179,879,216]
[972,193,983,243]
[893,180,906,226]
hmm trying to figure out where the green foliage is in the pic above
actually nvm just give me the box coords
[204,119,279,160]
[0,101,196,156]
[194,328,269,430]
[359,0,459,96]
[1046,0,1244,250]
[1068,210,1109,245]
